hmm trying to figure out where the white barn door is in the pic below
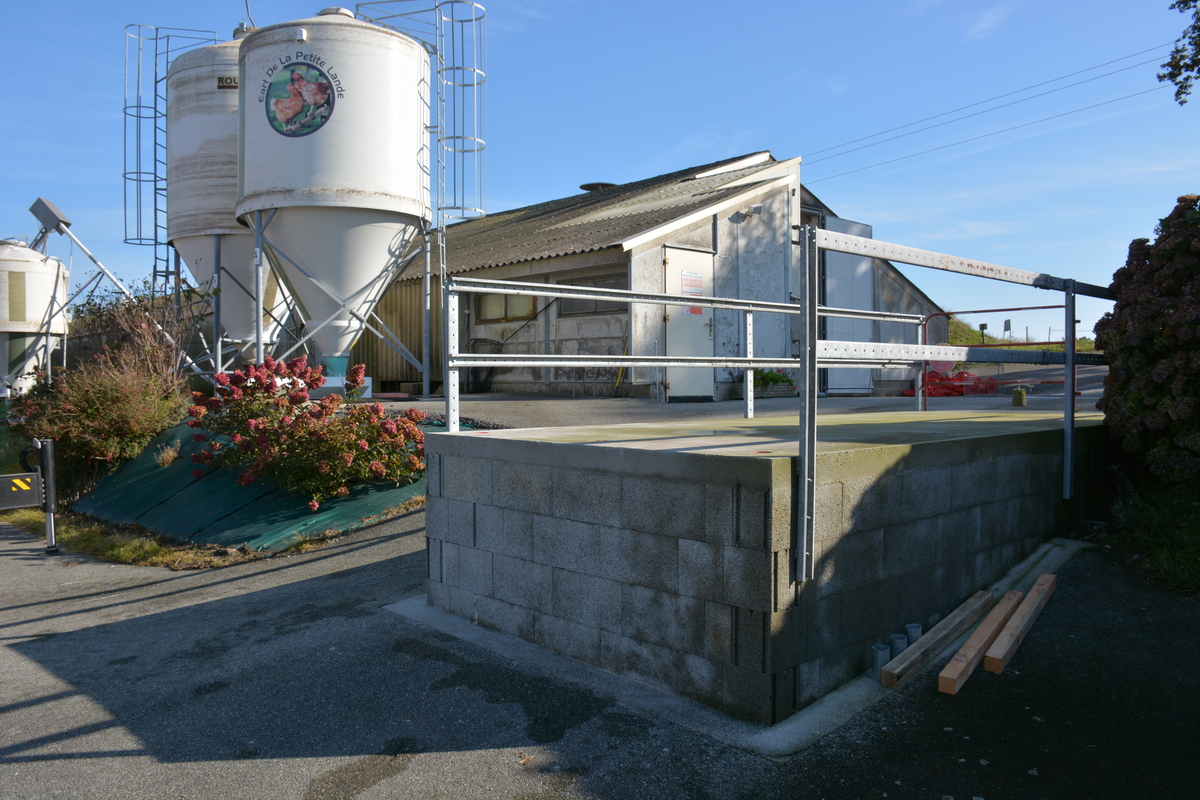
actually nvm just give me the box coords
[664,247,714,401]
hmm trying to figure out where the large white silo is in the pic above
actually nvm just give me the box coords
[166,28,288,358]
[235,7,430,375]
[0,239,69,394]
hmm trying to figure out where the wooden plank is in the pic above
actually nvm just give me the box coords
[984,573,1057,674]
[938,589,1024,695]
[880,590,994,688]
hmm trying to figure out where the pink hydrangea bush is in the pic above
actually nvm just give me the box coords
[188,356,427,510]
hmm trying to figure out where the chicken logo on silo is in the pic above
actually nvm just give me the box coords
[261,57,341,137]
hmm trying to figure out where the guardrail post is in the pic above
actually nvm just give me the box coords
[1063,280,1076,501]
[446,289,461,432]
[744,311,754,419]
[796,226,819,582]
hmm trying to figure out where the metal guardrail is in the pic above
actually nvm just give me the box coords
[442,226,1113,580]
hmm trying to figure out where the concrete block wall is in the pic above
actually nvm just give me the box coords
[425,425,1100,726]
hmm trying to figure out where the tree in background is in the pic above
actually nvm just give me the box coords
[1095,195,1200,481]
[1160,0,1200,104]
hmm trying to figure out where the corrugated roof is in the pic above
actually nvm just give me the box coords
[427,152,792,274]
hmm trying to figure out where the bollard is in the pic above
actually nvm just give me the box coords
[890,633,908,659]
[38,439,57,554]
[906,623,922,645]
[1012,387,1027,407]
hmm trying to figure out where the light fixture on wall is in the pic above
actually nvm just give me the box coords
[746,204,763,217]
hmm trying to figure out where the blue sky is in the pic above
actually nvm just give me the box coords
[3,0,1196,341]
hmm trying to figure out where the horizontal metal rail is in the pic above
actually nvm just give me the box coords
[812,229,1116,300]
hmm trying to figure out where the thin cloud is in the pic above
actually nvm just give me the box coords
[967,3,1017,40]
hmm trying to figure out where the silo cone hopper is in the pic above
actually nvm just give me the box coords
[172,234,289,355]
[258,207,418,378]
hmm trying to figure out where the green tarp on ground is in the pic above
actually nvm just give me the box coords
[72,422,431,552]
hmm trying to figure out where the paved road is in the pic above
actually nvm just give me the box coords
[2,509,1197,799]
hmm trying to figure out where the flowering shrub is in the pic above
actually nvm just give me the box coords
[188,357,428,509]
[734,368,796,390]
[1095,194,1200,482]
[14,290,195,504]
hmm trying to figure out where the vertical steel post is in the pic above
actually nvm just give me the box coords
[254,211,265,364]
[173,248,182,315]
[43,296,54,386]
[213,234,223,376]
[446,288,460,432]
[422,226,432,398]
[796,226,819,581]
[1063,280,1076,501]
[744,310,755,419]
[39,438,56,554]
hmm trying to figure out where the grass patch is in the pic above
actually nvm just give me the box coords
[1101,478,1200,597]
[0,493,427,569]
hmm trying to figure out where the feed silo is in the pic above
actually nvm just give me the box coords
[235,7,430,376]
[0,239,69,394]
[166,26,287,357]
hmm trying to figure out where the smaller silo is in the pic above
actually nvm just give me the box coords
[0,239,69,394]
[167,26,288,354]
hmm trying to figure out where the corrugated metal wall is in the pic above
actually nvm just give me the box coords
[351,275,443,386]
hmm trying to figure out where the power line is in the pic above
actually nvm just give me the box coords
[804,42,1176,159]
[804,56,1165,166]
[805,86,1170,184]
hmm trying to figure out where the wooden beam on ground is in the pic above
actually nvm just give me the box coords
[938,589,1024,695]
[880,590,994,689]
[984,573,1057,674]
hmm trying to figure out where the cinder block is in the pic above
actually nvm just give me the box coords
[427,577,450,611]
[719,662,775,725]
[815,642,869,700]
[900,466,954,522]
[426,452,441,497]
[679,538,723,602]
[620,475,704,539]
[598,528,679,594]
[841,473,902,533]
[880,518,939,578]
[804,592,841,661]
[426,537,442,582]
[814,481,844,542]
[476,505,534,561]
[765,604,805,672]
[552,469,622,527]
[444,499,476,547]
[447,585,477,622]
[492,460,553,515]
[814,529,883,598]
[476,595,536,641]
[898,563,949,624]
[532,515,602,574]
[952,458,993,509]
[552,567,622,631]
[599,631,678,693]
[492,554,551,612]
[735,486,768,550]
[993,453,1036,500]
[722,545,774,612]
[442,455,493,505]
[442,541,492,594]
[773,668,796,722]
[773,550,794,612]
[620,583,705,655]
[535,613,601,665]
[838,577,900,647]
[795,658,822,709]
[703,483,736,546]
[733,606,766,671]
[677,652,723,705]
[703,601,734,663]
[979,497,1021,550]
[937,506,982,560]
[425,495,448,541]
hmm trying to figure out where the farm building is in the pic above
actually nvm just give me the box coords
[352,151,946,399]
